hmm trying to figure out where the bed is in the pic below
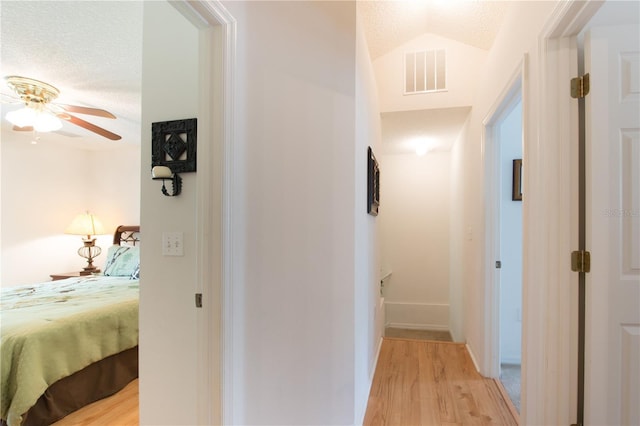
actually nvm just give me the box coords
[1,225,140,426]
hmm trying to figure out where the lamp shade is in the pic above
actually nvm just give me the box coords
[65,212,105,238]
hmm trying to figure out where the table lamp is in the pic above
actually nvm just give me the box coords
[65,211,106,274]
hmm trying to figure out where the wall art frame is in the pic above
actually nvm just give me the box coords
[512,158,523,201]
[367,146,380,215]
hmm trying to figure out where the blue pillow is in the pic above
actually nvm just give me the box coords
[103,245,140,278]
[131,263,140,280]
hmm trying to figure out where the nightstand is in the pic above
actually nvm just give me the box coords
[50,270,100,281]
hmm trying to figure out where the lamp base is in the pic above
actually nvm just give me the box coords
[78,239,102,274]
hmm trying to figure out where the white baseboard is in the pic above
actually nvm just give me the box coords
[466,343,481,373]
[354,336,384,426]
[385,322,450,331]
[384,301,449,330]
[500,356,521,365]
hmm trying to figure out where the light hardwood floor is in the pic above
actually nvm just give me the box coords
[363,338,518,425]
[52,379,138,426]
[51,339,516,426]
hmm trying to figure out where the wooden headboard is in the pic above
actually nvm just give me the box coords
[113,225,140,246]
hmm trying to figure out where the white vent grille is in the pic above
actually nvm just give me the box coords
[404,49,447,94]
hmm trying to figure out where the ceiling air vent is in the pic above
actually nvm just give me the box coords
[404,49,447,95]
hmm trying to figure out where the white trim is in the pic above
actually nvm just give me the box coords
[501,357,521,366]
[465,343,481,373]
[384,301,450,331]
[385,322,450,332]
[384,301,449,307]
[175,1,236,424]
[481,58,526,380]
[527,1,603,425]
[355,336,384,426]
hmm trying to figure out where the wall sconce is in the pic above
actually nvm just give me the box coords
[151,118,197,197]
[152,165,182,197]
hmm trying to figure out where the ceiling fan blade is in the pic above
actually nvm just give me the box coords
[55,104,116,119]
[13,125,34,131]
[59,113,122,141]
[1,93,22,104]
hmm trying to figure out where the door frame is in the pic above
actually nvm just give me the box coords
[530,1,603,425]
[172,1,236,424]
[482,60,525,380]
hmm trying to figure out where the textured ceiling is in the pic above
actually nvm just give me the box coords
[0,1,143,149]
[1,1,508,150]
[359,0,510,60]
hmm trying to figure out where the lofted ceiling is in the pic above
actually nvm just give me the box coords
[0,1,508,151]
[359,1,510,60]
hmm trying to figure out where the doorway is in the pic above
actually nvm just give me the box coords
[497,97,523,412]
[482,61,524,412]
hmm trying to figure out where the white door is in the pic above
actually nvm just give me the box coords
[584,23,640,425]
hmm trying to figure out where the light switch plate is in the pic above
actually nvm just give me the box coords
[162,232,184,256]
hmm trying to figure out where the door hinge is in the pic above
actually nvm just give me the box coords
[195,293,203,308]
[571,250,591,273]
[495,260,502,269]
[571,73,590,99]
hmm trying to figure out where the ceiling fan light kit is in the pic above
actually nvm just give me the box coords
[2,75,122,140]
[6,106,63,132]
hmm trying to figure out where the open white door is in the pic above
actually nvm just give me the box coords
[584,23,640,425]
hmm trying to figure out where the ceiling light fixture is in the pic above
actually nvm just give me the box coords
[413,137,435,156]
[6,106,62,132]
[4,76,63,132]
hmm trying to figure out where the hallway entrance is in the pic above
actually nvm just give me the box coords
[481,61,525,412]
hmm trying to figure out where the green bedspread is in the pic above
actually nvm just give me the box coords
[0,276,139,426]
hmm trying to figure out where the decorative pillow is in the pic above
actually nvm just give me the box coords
[103,245,140,277]
[131,263,140,280]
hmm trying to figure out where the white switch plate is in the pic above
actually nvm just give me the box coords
[162,232,184,256]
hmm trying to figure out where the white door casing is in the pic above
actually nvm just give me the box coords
[482,59,526,380]
[584,23,640,426]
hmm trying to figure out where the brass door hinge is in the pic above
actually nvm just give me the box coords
[571,250,591,273]
[571,73,590,99]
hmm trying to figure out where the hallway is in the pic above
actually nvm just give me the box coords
[363,339,518,425]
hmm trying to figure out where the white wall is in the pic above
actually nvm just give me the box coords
[449,117,469,342]
[374,33,488,113]
[139,2,200,425]
[464,2,555,380]
[372,26,485,338]
[498,99,522,364]
[379,151,451,331]
[221,1,376,424]
[0,138,140,286]
[459,1,557,414]
[354,6,384,422]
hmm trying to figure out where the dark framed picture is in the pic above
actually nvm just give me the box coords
[367,146,380,216]
[512,158,523,201]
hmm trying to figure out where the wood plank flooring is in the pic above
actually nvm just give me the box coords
[52,379,138,426]
[50,339,516,426]
[363,338,518,426]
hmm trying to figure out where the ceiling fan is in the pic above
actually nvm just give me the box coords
[1,75,121,141]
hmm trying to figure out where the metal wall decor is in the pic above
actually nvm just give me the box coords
[151,118,197,197]
[152,118,197,173]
